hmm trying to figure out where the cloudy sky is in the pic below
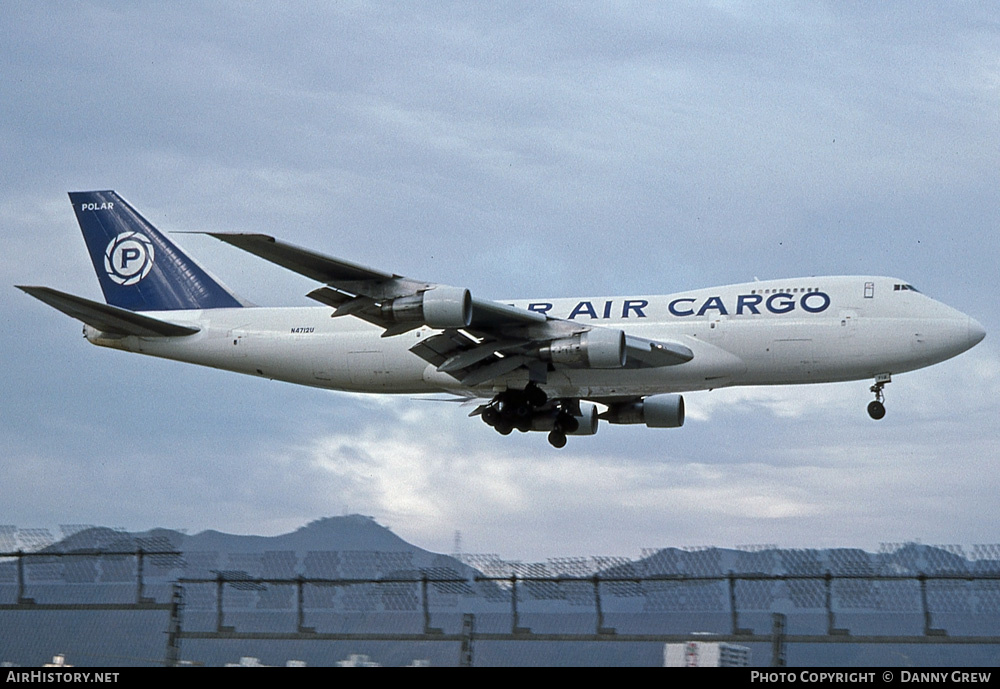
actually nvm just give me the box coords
[2,2,998,561]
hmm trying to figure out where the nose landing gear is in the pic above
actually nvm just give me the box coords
[867,374,891,420]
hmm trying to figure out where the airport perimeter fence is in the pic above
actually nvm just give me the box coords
[2,533,1000,665]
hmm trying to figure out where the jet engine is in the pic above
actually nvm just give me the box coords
[540,329,626,368]
[566,402,599,435]
[381,286,472,328]
[603,394,685,428]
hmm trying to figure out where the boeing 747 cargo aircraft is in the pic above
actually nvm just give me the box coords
[18,191,986,447]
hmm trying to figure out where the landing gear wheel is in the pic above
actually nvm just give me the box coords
[482,386,562,441]
[867,400,886,420]
[556,411,580,434]
[868,375,890,420]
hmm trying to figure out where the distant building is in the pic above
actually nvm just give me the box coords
[664,641,751,667]
[42,654,72,668]
[224,656,268,667]
[337,654,380,667]
[224,657,307,667]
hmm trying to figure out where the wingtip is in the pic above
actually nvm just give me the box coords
[206,232,277,242]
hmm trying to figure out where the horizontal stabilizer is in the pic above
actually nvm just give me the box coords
[16,286,200,337]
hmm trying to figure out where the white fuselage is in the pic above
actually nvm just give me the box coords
[84,276,984,400]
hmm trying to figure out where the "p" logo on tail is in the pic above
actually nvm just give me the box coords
[104,232,155,286]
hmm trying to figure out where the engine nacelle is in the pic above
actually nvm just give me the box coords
[568,402,599,435]
[604,394,685,428]
[382,286,472,329]
[541,329,626,369]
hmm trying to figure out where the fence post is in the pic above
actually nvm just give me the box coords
[511,574,530,634]
[920,573,946,636]
[164,584,183,667]
[421,574,443,635]
[16,551,33,604]
[825,571,848,635]
[593,574,615,635]
[770,612,786,667]
[459,613,475,666]
[729,571,750,635]
[296,576,314,633]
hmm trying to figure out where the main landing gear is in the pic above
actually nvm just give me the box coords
[867,374,891,420]
[478,384,580,448]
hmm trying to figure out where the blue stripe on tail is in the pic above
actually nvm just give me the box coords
[70,191,245,311]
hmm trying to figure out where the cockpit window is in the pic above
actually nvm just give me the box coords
[894,284,921,293]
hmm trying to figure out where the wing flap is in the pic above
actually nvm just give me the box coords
[437,339,526,373]
[459,354,531,387]
[409,330,479,368]
[409,332,538,385]
[17,286,200,337]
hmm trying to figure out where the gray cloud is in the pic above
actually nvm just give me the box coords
[1,2,996,559]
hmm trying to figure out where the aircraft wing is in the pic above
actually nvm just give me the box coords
[207,233,550,333]
[206,232,692,385]
[16,286,200,337]
[205,232,399,284]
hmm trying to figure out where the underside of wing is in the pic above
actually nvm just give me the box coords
[408,330,545,386]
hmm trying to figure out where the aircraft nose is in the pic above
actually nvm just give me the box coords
[968,317,986,347]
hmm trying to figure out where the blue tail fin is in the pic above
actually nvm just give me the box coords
[70,191,245,311]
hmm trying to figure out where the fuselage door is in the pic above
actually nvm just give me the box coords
[705,313,727,341]
[228,327,252,358]
[839,309,858,339]
[349,350,389,389]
